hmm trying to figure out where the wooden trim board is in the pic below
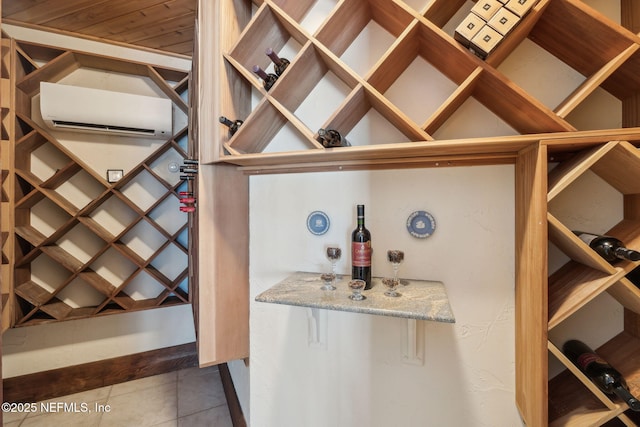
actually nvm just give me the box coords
[3,343,199,403]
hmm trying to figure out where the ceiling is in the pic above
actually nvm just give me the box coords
[1,0,197,57]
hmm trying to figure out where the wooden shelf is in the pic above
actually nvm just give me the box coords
[255,271,455,322]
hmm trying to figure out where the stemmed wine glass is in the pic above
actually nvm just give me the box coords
[321,247,341,290]
[384,250,404,297]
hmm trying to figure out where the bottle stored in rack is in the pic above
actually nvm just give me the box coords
[563,339,640,411]
[265,48,289,76]
[317,128,351,148]
[252,65,278,91]
[219,116,243,137]
[574,231,640,263]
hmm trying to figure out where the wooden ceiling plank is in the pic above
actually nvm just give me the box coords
[51,0,172,32]
[109,15,195,44]
[72,0,193,35]
[1,0,196,57]
[135,25,195,51]
[159,40,193,56]
[35,0,118,30]
[1,0,50,17]
[3,0,100,24]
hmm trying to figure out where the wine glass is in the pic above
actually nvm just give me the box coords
[348,279,366,301]
[387,250,404,282]
[320,273,336,291]
[382,277,400,297]
[326,247,341,274]
[325,247,341,290]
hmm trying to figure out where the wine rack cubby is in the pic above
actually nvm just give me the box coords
[1,39,193,327]
[200,0,640,425]
[546,141,640,425]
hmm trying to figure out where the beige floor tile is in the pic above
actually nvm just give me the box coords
[2,366,233,427]
[2,408,29,425]
[109,371,177,398]
[36,385,112,407]
[177,366,227,417]
[18,405,105,427]
[177,364,218,380]
[99,381,177,427]
[178,406,233,427]
[148,420,178,427]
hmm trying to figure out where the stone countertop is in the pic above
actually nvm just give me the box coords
[255,271,455,323]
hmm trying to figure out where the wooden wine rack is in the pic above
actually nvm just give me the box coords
[198,0,640,425]
[0,39,193,327]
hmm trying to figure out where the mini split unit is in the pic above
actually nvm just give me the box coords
[39,82,173,138]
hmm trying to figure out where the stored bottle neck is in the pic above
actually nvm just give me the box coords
[219,116,233,127]
[613,384,640,411]
[614,246,640,261]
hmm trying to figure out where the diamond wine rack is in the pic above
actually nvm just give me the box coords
[0,38,192,328]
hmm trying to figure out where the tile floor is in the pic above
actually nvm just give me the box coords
[3,365,233,427]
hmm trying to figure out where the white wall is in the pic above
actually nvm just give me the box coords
[2,25,195,378]
[247,167,518,426]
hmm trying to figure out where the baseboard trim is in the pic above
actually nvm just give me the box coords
[3,342,199,403]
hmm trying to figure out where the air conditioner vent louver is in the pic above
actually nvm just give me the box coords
[40,82,172,139]
[51,120,157,136]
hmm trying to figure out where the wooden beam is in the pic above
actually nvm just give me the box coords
[514,143,549,427]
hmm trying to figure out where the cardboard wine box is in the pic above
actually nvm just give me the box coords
[470,24,504,59]
[488,6,521,36]
[454,13,486,48]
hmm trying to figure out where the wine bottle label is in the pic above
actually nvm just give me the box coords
[352,241,371,267]
[576,352,607,370]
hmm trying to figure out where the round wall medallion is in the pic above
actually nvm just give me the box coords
[406,210,436,238]
[307,211,330,235]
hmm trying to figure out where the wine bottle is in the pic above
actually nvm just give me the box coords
[180,166,198,174]
[317,128,351,148]
[563,340,640,411]
[352,204,372,290]
[627,265,640,289]
[574,231,640,263]
[252,65,278,91]
[219,116,243,137]
[265,48,289,76]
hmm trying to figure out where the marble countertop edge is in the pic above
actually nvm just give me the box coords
[254,271,456,323]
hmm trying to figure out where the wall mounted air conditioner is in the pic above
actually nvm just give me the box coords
[40,82,172,139]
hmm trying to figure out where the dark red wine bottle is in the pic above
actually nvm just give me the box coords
[574,231,640,263]
[563,340,640,411]
[317,128,351,148]
[252,65,278,91]
[265,48,289,76]
[219,116,243,137]
[352,204,372,289]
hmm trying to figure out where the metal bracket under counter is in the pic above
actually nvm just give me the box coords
[254,271,456,323]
